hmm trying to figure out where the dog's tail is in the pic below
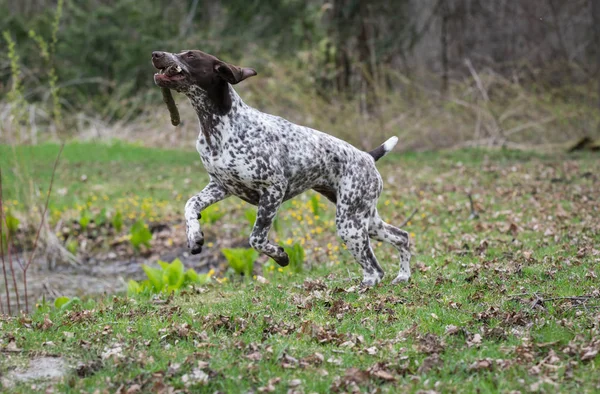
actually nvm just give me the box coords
[368,136,398,162]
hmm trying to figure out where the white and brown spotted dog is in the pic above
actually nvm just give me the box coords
[151,50,411,286]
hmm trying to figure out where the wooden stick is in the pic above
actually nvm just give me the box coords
[161,88,180,126]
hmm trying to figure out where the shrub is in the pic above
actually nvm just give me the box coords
[129,219,152,251]
[112,210,123,232]
[222,248,258,277]
[127,258,213,296]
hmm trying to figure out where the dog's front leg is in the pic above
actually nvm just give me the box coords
[249,184,289,267]
[185,181,230,255]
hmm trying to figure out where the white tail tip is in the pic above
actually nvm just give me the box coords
[383,136,399,152]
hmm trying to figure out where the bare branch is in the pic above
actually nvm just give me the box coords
[400,208,419,227]
[468,193,479,220]
[0,168,8,315]
[22,143,63,312]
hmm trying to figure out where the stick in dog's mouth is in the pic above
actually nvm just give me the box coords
[161,87,180,126]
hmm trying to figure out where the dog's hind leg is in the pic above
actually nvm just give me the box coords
[336,205,385,287]
[249,184,289,266]
[368,212,411,284]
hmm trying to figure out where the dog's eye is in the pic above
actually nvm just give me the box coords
[186,51,194,58]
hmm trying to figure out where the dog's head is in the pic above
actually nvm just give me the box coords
[151,50,256,93]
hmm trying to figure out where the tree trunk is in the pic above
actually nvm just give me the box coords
[440,0,449,95]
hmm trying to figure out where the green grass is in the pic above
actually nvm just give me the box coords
[1,142,599,392]
[0,142,205,211]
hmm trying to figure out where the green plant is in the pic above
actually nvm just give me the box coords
[129,219,152,251]
[112,210,123,232]
[4,213,19,235]
[66,239,78,255]
[27,0,64,125]
[244,209,257,227]
[79,210,91,231]
[221,248,258,277]
[310,194,320,216]
[284,243,305,273]
[127,258,213,296]
[201,205,225,225]
[95,208,107,227]
[2,31,26,128]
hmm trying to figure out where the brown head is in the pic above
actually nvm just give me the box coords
[151,50,256,114]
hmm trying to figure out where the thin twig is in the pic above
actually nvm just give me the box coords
[6,229,20,312]
[400,208,419,227]
[22,143,64,312]
[468,193,479,220]
[0,168,7,315]
[0,166,21,311]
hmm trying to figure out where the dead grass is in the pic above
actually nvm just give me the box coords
[1,61,598,151]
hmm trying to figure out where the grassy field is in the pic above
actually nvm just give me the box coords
[1,143,599,393]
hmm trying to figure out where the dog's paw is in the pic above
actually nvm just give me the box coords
[187,231,204,255]
[360,279,377,287]
[391,273,410,284]
[273,252,289,267]
[360,272,383,287]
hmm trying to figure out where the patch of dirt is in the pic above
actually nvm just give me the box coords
[1,223,248,312]
[2,356,68,388]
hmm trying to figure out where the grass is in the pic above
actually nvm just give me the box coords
[1,142,599,392]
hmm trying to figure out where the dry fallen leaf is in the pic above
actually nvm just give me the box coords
[288,379,302,388]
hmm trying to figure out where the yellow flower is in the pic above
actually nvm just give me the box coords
[207,242,214,248]
[385,200,391,206]
[285,238,293,245]
[278,268,284,273]
[410,232,415,238]
[208,269,215,277]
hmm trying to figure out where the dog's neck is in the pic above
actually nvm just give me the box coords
[186,83,244,151]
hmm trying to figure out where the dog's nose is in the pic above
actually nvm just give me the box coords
[152,51,164,59]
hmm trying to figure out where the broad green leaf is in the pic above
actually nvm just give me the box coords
[157,260,169,270]
[112,211,123,232]
[54,296,70,309]
[244,209,257,227]
[164,258,185,291]
[130,220,152,250]
[60,297,81,310]
[185,268,199,283]
[142,264,164,292]
[222,248,258,276]
[127,280,141,296]
[5,214,19,235]
[79,210,91,230]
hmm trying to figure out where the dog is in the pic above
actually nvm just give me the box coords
[151,50,411,286]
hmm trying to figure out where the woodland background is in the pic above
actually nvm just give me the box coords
[1,0,599,150]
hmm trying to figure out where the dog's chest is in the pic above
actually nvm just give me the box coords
[196,138,268,204]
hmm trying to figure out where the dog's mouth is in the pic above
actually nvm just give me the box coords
[154,64,185,82]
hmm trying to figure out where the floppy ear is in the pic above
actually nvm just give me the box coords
[214,61,257,84]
